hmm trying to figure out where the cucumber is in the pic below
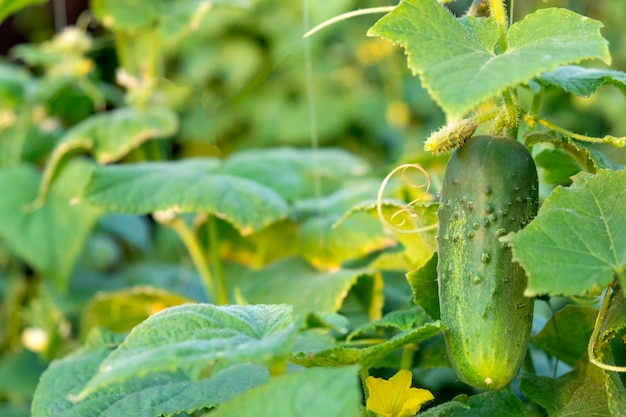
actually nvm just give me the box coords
[437,135,538,390]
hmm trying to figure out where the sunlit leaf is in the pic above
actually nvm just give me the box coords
[211,366,361,417]
[73,304,299,401]
[369,1,610,119]
[229,257,383,320]
[505,170,626,296]
[80,286,192,338]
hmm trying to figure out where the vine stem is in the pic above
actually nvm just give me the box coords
[488,0,508,51]
[524,114,626,147]
[207,215,228,306]
[303,7,396,38]
[166,216,219,304]
[588,283,626,372]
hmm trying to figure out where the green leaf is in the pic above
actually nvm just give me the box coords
[368,1,610,119]
[0,160,101,289]
[298,213,395,269]
[91,0,252,32]
[229,257,383,319]
[80,286,192,338]
[78,159,289,235]
[0,349,47,402]
[538,65,626,96]
[292,320,443,368]
[32,328,269,417]
[420,391,530,417]
[222,147,369,201]
[35,107,178,204]
[520,361,611,417]
[406,252,440,320]
[73,304,299,401]
[91,0,158,31]
[211,366,361,417]
[505,170,626,296]
[535,149,583,184]
[531,305,597,367]
[347,306,431,340]
[0,0,46,25]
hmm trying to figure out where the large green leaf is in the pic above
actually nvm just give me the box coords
[221,147,369,201]
[73,304,299,401]
[505,170,626,296]
[520,361,611,417]
[211,366,361,417]
[420,391,530,417]
[538,65,626,96]
[78,159,289,235]
[32,328,269,417]
[368,1,610,119]
[0,160,101,289]
[229,257,383,320]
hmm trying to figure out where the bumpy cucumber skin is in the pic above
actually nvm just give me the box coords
[437,135,538,390]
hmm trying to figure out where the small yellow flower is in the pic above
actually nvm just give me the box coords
[365,370,434,417]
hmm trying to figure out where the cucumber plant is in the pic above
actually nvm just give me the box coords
[0,1,625,417]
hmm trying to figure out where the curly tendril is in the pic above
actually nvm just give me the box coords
[376,164,438,234]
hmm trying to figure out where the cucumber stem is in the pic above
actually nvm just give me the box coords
[587,284,626,372]
[207,214,228,306]
[524,115,626,147]
[489,0,508,52]
[166,216,218,304]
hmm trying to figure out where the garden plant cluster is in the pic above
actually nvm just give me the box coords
[0,0,625,416]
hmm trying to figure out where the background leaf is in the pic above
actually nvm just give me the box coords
[74,304,299,400]
[520,361,611,417]
[211,366,361,417]
[0,0,46,24]
[368,1,610,119]
[35,107,178,204]
[538,65,626,96]
[406,252,439,320]
[420,391,530,417]
[531,305,597,366]
[0,160,101,289]
[506,170,626,296]
[79,159,289,235]
[228,257,383,319]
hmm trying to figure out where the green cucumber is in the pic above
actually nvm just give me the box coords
[437,135,538,390]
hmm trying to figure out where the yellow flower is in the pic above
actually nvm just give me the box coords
[365,370,434,417]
